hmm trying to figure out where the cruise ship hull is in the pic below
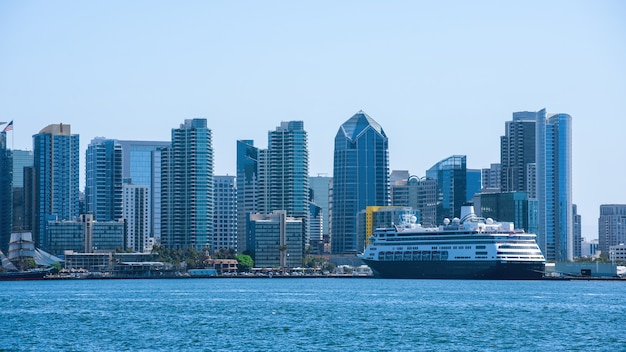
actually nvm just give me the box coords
[361,259,545,280]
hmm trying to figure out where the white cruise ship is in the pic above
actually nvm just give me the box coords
[360,206,545,279]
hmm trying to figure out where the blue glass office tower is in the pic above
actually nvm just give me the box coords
[236,140,258,253]
[33,124,80,251]
[536,109,572,261]
[161,119,213,251]
[118,140,170,244]
[332,111,389,254]
[426,155,467,224]
[85,138,123,221]
[0,132,12,254]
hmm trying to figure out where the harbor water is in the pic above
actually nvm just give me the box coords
[1,278,624,351]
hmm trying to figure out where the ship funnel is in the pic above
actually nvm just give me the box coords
[460,205,476,223]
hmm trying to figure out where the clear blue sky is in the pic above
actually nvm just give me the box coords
[1,1,625,240]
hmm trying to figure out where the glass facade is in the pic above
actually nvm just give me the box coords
[118,140,170,244]
[332,111,389,254]
[260,121,309,255]
[236,140,258,254]
[426,155,467,224]
[33,124,80,251]
[161,119,213,251]
[536,110,572,261]
[85,138,123,222]
[249,211,303,268]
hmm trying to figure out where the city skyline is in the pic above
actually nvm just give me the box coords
[1,1,625,241]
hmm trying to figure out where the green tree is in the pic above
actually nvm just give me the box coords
[236,254,254,272]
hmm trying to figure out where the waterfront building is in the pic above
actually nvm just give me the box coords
[47,214,125,255]
[426,155,467,224]
[259,121,309,255]
[598,204,626,255]
[236,140,259,254]
[536,110,572,261]
[32,124,80,251]
[123,183,150,253]
[118,140,170,244]
[85,138,123,222]
[161,119,213,251]
[332,111,389,254]
[481,163,501,191]
[501,112,536,193]
[214,175,237,253]
[0,132,11,254]
[248,211,302,268]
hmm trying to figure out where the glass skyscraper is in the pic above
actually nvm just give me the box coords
[161,119,213,251]
[85,138,123,222]
[332,111,389,254]
[32,123,80,251]
[260,121,309,255]
[501,112,536,193]
[118,140,170,244]
[236,139,259,254]
[536,109,572,261]
[426,155,467,224]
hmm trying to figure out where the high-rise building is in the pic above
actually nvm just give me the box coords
[0,132,12,254]
[161,119,213,251]
[501,112,536,193]
[308,175,331,238]
[573,204,582,258]
[260,121,309,255]
[332,111,389,254]
[11,150,32,189]
[481,163,501,191]
[426,155,467,224]
[32,123,80,251]
[123,183,150,253]
[536,110,572,261]
[479,192,532,232]
[118,140,170,244]
[389,172,437,227]
[10,150,33,232]
[466,169,482,203]
[236,140,259,254]
[85,138,123,222]
[214,175,237,252]
[598,204,626,255]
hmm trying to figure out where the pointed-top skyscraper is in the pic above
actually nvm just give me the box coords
[332,111,389,254]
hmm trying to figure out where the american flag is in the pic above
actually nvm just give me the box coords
[2,120,13,132]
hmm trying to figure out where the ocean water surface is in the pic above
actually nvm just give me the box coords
[0,278,624,351]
